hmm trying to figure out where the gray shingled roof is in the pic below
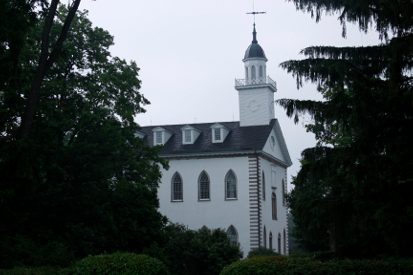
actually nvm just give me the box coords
[139,119,277,155]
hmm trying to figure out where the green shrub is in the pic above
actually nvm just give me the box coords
[70,252,169,275]
[0,266,70,275]
[247,247,281,258]
[145,224,243,275]
[220,257,413,275]
[220,256,289,275]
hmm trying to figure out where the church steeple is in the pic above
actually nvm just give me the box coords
[252,23,257,43]
[235,24,277,127]
[244,24,267,61]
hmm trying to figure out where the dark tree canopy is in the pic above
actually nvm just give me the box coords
[281,0,413,258]
[0,4,168,268]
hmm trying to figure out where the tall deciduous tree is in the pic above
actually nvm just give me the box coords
[0,5,168,268]
[281,0,413,257]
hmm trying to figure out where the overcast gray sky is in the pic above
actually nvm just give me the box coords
[77,0,380,189]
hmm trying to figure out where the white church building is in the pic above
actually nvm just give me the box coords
[138,24,292,256]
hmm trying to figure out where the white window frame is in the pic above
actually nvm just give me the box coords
[184,130,192,143]
[211,124,229,143]
[263,226,267,248]
[198,171,210,201]
[171,172,183,202]
[278,233,281,254]
[225,170,237,200]
[269,232,273,250]
[227,225,238,246]
[214,128,221,142]
[155,131,163,145]
[152,127,172,145]
[272,192,277,220]
[181,125,201,145]
[262,171,266,200]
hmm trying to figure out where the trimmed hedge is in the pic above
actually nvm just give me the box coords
[247,247,281,258]
[220,256,413,275]
[0,266,69,275]
[70,252,169,275]
[221,256,289,275]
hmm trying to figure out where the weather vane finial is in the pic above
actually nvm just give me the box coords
[246,3,266,24]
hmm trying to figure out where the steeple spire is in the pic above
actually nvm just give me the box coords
[252,23,257,43]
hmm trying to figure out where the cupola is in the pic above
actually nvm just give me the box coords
[243,23,267,60]
[235,23,277,127]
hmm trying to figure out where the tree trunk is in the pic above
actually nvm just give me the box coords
[19,0,81,140]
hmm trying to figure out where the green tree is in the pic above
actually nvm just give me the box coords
[145,224,243,275]
[280,0,413,258]
[0,5,168,268]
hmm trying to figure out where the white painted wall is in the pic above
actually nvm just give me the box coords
[158,156,252,255]
[262,127,286,162]
[260,157,288,254]
[239,88,275,127]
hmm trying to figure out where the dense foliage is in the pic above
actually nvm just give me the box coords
[280,0,413,257]
[0,266,70,275]
[145,224,243,275]
[220,256,288,275]
[247,247,280,258]
[70,252,169,275]
[0,3,168,268]
[220,256,413,275]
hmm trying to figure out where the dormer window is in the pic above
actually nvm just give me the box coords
[152,127,173,145]
[155,131,162,144]
[211,123,230,143]
[214,128,221,141]
[180,125,201,145]
[184,130,191,143]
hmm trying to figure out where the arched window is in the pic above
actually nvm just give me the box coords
[269,232,273,250]
[251,65,256,79]
[271,169,276,188]
[283,229,287,255]
[227,225,238,245]
[272,192,277,220]
[172,172,183,201]
[245,67,249,79]
[226,170,237,199]
[199,171,210,200]
[263,226,267,248]
[282,179,285,206]
[278,233,281,254]
[259,66,263,78]
[262,171,266,200]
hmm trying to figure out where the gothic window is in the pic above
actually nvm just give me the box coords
[259,65,263,78]
[283,229,287,255]
[251,65,256,79]
[225,170,237,199]
[263,226,267,248]
[272,192,277,220]
[278,233,281,254]
[172,172,183,201]
[282,179,286,206]
[227,225,238,245]
[245,67,249,79]
[271,169,276,188]
[262,171,266,200]
[199,171,210,200]
[269,232,273,250]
